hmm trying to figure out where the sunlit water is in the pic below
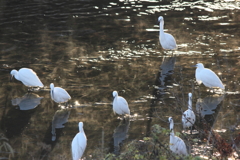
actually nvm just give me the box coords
[0,0,240,159]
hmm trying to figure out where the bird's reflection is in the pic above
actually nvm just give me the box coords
[153,56,176,100]
[11,93,43,110]
[158,56,176,87]
[51,109,70,141]
[113,118,130,155]
[196,94,224,124]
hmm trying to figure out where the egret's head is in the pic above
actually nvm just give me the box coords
[193,63,204,69]
[157,16,164,25]
[112,91,118,98]
[10,69,17,81]
[188,93,192,99]
[79,122,83,132]
[50,83,54,89]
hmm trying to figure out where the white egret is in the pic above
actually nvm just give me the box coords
[169,117,188,156]
[10,68,44,89]
[193,63,224,90]
[182,93,196,133]
[112,91,130,115]
[50,83,71,104]
[158,16,177,50]
[71,122,87,160]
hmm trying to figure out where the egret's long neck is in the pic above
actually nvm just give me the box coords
[14,73,19,80]
[188,98,192,110]
[170,129,175,143]
[170,122,174,136]
[159,21,164,35]
[79,125,85,134]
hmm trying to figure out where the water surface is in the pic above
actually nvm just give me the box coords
[0,0,240,159]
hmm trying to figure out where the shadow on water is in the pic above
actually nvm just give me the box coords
[2,106,36,139]
[113,118,130,155]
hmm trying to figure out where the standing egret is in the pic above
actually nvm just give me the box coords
[182,93,196,133]
[193,63,224,90]
[50,83,71,105]
[10,68,44,89]
[112,91,130,116]
[158,16,177,51]
[71,122,87,160]
[169,117,188,156]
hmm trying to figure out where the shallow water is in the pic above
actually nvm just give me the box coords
[0,0,240,159]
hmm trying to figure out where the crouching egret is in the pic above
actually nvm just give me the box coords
[158,16,177,50]
[169,117,188,156]
[71,122,87,160]
[182,93,196,133]
[193,63,224,90]
[10,68,44,89]
[50,83,71,105]
[112,91,130,116]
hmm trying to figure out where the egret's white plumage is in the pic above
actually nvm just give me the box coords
[158,16,177,50]
[50,83,71,103]
[194,63,224,89]
[10,68,44,88]
[169,117,188,156]
[182,93,196,130]
[112,91,130,115]
[71,122,87,160]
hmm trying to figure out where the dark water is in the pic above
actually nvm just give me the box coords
[0,0,240,159]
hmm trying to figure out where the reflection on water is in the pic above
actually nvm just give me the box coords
[11,93,43,110]
[0,133,14,158]
[113,118,130,155]
[51,109,71,141]
[196,94,225,118]
[158,56,176,87]
[0,0,239,159]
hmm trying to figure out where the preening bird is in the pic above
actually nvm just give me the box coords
[158,16,177,50]
[193,63,224,89]
[169,117,188,156]
[112,91,130,115]
[71,122,87,160]
[10,68,44,89]
[50,83,71,104]
[182,93,196,133]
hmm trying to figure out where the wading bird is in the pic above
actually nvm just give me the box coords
[182,93,196,133]
[158,16,177,51]
[71,122,87,160]
[50,83,71,105]
[10,68,44,90]
[169,117,188,156]
[193,63,224,90]
[112,91,130,116]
